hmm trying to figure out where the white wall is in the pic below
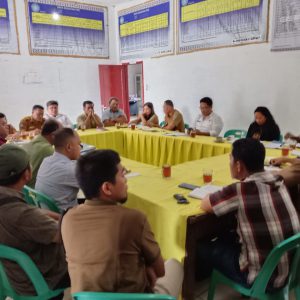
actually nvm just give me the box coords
[116,1,300,135]
[2,0,300,134]
[1,0,118,128]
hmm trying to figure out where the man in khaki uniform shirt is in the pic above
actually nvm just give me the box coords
[76,100,103,129]
[270,157,300,187]
[62,150,183,297]
[19,105,45,134]
[162,100,185,132]
[0,144,69,297]
[270,156,300,211]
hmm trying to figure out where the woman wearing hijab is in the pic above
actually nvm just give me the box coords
[246,106,281,141]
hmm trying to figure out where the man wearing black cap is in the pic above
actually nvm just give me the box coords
[0,144,69,297]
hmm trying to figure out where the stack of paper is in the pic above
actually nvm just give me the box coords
[291,150,300,157]
[188,185,223,199]
[163,132,187,137]
[264,141,282,149]
[139,126,159,132]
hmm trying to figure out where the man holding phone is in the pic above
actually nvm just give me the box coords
[76,101,103,129]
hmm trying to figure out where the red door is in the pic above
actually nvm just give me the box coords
[99,65,130,119]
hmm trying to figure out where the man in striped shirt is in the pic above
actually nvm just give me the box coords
[199,138,300,289]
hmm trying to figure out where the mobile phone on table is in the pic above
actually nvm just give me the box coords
[178,183,200,190]
[173,194,189,204]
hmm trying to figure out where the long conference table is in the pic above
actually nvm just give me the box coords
[78,127,285,300]
[78,127,232,166]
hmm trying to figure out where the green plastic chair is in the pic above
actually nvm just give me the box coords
[224,129,247,139]
[72,292,175,300]
[22,185,60,213]
[184,123,189,129]
[207,232,300,300]
[279,134,283,143]
[0,244,66,299]
[160,121,166,127]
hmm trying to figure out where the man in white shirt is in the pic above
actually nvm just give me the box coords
[35,128,81,211]
[45,100,73,128]
[193,97,224,137]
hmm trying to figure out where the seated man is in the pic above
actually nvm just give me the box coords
[0,112,17,135]
[76,100,103,129]
[22,119,61,188]
[45,100,73,128]
[61,150,183,297]
[19,105,45,135]
[162,100,185,132]
[270,156,300,188]
[35,128,81,211]
[193,97,223,136]
[198,138,300,289]
[0,144,69,297]
[284,132,300,143]
[102,97,128,126]
[0,113,17,145]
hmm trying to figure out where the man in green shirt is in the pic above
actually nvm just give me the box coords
[22,119,61,187]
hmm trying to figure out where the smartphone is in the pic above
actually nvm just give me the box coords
[178,183,200,190]
[173,194,189,204]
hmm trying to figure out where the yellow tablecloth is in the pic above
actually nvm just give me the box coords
[78,129,124,155]
[122,154,234,263]
[78,127,232,166]
[123,129,232,166]
[122,146,286,263]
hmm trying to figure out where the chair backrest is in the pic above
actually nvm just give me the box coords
[251,232,300,294]
[0,244,52,298]
[22,186,35,206]
[73,292,175,300]
[23,185,60,213]
[184,123,189,129]
[224,129,247,139]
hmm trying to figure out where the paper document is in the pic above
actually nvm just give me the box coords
[291,150,300,157]
[163,132,187,137]
[188,185,223,200]
[264,142,282,149]
[264,166,281,172]
[125,172,140,178]
[139,126,159,132]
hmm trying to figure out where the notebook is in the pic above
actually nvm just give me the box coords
[188,185,223,200]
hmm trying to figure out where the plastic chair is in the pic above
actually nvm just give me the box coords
[279,134,283,143]
[72,292,175,300]
[224,129,247,139]
[0,244,66,300]
[160,121,166,127]
[207,232,300,300]
[184,123,189,129]
[22,185,60,213]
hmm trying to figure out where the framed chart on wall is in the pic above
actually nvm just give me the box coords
[271,0,300,51]
[25,0,109,58]
[0,0,19,54]
[118,0,174,61]
[177,0,269,53]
